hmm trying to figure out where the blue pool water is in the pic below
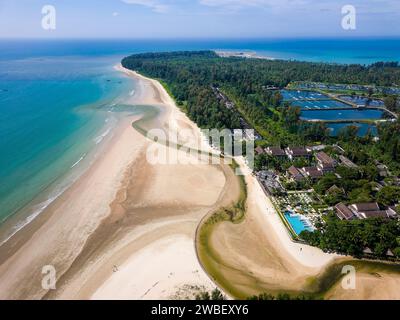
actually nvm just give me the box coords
[284,211,313,235]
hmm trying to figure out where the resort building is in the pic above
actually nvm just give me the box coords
[300,167,323,181]
[306,145,327,152]
[363,247,373,255]
[255,146,265,155]
[376,163,390,178]
[335,202,397,220]
[257,170,284,195]
[316,151,337,173]
[349,202,391,219]
[387,207,398,218]
[287,166,305,182]
[327,185,345,195]
[285,147,310,161]
[339,155,358,168]
[335,203,355,220]
[265,146,286,158]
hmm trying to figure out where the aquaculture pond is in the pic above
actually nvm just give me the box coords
[300,108,386,121]
[281,89,330,101]
[291,99,351,110]
[281,89,393,137]
[327,123,378,137]
[339,95,385,107]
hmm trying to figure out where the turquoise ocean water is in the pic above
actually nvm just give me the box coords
[0,38,399,242]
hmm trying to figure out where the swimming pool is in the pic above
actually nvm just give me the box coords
[284,211,313,235]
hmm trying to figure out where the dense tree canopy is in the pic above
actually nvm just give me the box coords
[301,214,400,258]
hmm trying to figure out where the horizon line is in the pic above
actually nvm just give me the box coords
[1,35,400,41]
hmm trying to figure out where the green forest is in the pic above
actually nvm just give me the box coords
[301,215,400,257]
[122,51,400,173]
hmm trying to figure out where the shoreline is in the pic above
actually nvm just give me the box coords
[0,64,232,300]
[2,62,398,300]
[0,68,136,247]
[48,66,234,300]
[0,115,118,247]
[0,110,146,298]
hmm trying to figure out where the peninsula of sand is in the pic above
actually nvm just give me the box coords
[0,64,399,300]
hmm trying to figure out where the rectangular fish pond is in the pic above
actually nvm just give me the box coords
[300,108,386,121]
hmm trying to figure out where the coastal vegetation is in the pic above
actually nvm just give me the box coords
[300,215,400,257]
[122,51,400,298]
[195,288,226,300]
[122,51,400,173]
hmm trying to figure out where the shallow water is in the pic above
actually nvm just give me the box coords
[0,54,134,226]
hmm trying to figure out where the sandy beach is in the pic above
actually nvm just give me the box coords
[0,64,398,300]
[0,64,235,300]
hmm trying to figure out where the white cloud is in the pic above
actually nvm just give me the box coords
[121,0,169,13]
[112,12,119,17]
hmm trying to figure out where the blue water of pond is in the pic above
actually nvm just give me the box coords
[281,89,330,101]
[300,109,385,121]
[280,89,392,137]
[327,123,378,137]
[339,95,385,107]
[292,99,351,109]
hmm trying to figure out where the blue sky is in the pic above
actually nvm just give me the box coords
[0,0,399,38]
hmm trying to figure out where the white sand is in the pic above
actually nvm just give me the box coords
[241,156,338,268]
[91,235,213,300]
